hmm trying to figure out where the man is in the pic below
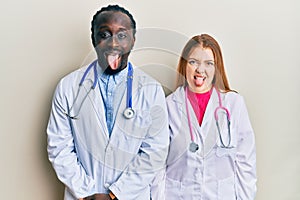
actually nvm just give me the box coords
[47,5,169,200]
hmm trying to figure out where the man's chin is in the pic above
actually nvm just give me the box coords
[104,65,126,75]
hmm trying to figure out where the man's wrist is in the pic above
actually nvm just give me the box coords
[108,191,116,200]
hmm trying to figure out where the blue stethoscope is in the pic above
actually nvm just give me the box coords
[185,87,232,152]
[65,60,134,120]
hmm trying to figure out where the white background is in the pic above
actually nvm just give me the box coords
[0,0,299,199]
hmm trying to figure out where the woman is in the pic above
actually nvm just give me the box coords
[165,34,257,199]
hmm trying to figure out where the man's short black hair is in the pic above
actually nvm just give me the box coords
[91,4,136,47]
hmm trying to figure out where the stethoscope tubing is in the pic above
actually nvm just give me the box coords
[185,88,195,142]
[126,63,133,109]
[185,86,232,151]
[79,60,98,89]
[214,89,232,148]
[66,60,134,119]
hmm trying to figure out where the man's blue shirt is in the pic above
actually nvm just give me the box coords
[97,64,127,136]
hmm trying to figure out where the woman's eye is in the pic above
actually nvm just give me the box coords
[188,60,196,65]
[207,61,215,66]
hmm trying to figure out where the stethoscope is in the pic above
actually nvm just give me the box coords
[65,60,135,120]
[185,87,232,152]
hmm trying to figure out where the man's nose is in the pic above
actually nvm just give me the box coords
[109,35,119,47]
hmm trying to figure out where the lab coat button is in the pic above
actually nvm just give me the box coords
[104,183,110,188]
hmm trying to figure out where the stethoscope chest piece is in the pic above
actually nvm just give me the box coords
[189,142,199,152]
[123,108,135,119]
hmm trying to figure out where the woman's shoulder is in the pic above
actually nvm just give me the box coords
[166,86,185,102]
[228,90,247,98]
[223,90,248,109]
[225,90,241,98]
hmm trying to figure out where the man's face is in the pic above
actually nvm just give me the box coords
[93,11,135,74]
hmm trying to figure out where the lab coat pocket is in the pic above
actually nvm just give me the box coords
[217,175,236,200]
[216,126,237,149]
[215,147,236,181]
[116,109,152,139]
[215,146,236,157]
[112,109,152,156]
[165,177,184,200]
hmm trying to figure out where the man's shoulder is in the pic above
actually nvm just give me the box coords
[57,65,87,88]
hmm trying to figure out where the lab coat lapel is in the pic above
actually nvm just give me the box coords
[167,87,194,160]
[111,68,148,139]
[200,88,219,157]
[171,87,187,121]
[185,88,218,157]
[172,87,203,153]
[81,64,110,139]
[171,87,227,157]
[201,88,218,132]
[111,80,128,137]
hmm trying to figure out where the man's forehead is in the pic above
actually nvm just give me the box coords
[95,11,132,28]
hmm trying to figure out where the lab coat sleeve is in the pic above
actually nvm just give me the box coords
[47,80,95,198]
[235,97,257,200]
[150,166,166,200]
[109,84,169,200]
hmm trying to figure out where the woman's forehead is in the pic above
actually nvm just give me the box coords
[189,46,214,59]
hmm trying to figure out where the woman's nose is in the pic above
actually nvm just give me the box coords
[195,65,205,74]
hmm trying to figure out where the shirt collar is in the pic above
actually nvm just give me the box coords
[97,62,128,84]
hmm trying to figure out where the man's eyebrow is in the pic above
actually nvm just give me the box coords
[98,26,130,32]
[118,28,130,31]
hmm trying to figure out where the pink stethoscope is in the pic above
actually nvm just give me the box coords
[185,87,232,152]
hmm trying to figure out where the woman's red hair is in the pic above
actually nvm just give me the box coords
[176,34,234,93]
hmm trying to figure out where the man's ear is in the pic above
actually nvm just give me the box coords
[131,37,136,49]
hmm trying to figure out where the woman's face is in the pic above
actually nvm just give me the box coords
[185,45,215,93]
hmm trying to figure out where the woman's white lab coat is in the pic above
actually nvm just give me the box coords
[165,86,257,200]
[47,63,169,200]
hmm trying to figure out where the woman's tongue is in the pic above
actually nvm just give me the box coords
[107,54,121,70]
[194,76,205,87]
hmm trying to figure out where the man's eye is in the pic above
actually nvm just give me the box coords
[99,32,111,39]
[117,32,127,39]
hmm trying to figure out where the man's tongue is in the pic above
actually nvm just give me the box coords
[195,76,204,86]
[107,54,121,70]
